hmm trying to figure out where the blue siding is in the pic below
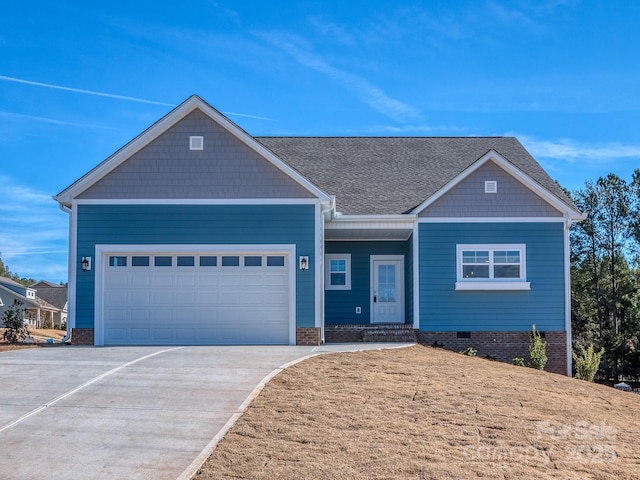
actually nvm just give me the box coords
[325,240,412,325]
[418,222,565,332]
[76,204,316,329]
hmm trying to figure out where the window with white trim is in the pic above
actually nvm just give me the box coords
[455,244,530,291]
[325,254,351,290]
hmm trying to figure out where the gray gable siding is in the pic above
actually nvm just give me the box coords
[419,161,563,218]
[78,110,315,200]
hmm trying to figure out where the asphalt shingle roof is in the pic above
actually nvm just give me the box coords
[256,137,573,215]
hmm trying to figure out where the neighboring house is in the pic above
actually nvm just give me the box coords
[31,281,68,327]
[54,95,583,375]
[0,277,60,328]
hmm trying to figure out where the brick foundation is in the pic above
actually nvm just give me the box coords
[70,328,94,345]
[417,331,568,375]
[296,327,321,346]
[325,324,365,343]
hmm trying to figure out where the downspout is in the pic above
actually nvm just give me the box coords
[58,202,73,344]
[319,196,336,343]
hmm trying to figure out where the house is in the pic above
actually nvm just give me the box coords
[0,277,61,328]
[54,95,583,375]
[31,281,68,328]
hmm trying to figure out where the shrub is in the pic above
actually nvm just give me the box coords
[512,357,526,367]
[2,300,30,344]
[528,324,547,370]
[431,340,445,348]
[573,344,605,382]
[459,346,477,356]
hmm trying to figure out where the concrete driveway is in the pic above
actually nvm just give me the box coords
[0,343,410,480]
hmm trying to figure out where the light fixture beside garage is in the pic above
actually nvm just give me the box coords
[299,256,309,271]
[81,257,92,272]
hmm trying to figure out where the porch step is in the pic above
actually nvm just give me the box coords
[325,324,417,343]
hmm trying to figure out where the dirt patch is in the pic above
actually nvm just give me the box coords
[0,328,67,352]
[196,345,640,480]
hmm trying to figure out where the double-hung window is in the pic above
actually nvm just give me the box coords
[325,254,351,290]
[455,244,530,290]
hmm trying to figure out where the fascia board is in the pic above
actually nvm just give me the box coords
[411,150,582,219]
[54,95,330,205]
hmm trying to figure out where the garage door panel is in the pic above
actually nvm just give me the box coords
[102,250,290,345]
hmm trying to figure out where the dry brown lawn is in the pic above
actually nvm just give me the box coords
[0,328,66,352]
[196,345,640,480]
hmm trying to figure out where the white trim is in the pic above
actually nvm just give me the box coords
[564,217,573,376]
[324,254,351,290]
[411,150,583,220]
[68,205,78,334]
[54,96,331,205]
[314,202,323,331]
[418,216,566,223]
[455,281,531,291]
[412,222,420,329]
[484,180,498,194]
[456,244,528,285]
[73,198,323,206]
[93,243,296,347]
[370,255,405,324]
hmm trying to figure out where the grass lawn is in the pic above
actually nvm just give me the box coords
[196,345,640,480]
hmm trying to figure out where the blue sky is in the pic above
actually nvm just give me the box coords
[2,0,640,283]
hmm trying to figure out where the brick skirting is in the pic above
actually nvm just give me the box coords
[296,327,321,346]
[417,331,568,375]
[71,328,94,345]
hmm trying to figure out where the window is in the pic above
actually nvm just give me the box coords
[154,256,172,267]
[325,254,351,290]
[199,256,217,267]
[267,255,285,267]
[244,256,262,267]
[456,244,529,291]
[221,256,240,267]
[132,256,150,267]
[177,256,195,267]
[109,256,127,267]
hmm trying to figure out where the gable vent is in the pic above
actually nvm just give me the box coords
[484,181,497,194]
[189,135,204,151]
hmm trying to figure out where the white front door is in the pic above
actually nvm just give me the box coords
[371,255,404,324]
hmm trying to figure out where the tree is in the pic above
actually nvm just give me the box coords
[2,300,30,344]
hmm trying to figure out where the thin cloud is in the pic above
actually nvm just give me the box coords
[0,176,68,282]
[0,75,176,106]
[0,110,110,129]
[517,135,640,162]
[256,32,420,123]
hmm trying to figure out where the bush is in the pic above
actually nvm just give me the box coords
[2,300,30,344]
[528,324,547,370]
[573,344,605,382]
[459,346,477,356]
[512,357,526,367]
[431,340,445,348]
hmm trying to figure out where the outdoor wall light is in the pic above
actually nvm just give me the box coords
[299,256,309,271]
[81,256,92,272]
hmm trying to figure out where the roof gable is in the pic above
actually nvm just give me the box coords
[55,96,330,205]
[413,150,582,219]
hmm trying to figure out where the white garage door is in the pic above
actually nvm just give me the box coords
[99,250,291,345]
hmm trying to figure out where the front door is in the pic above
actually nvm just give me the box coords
[371,256,404,324]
